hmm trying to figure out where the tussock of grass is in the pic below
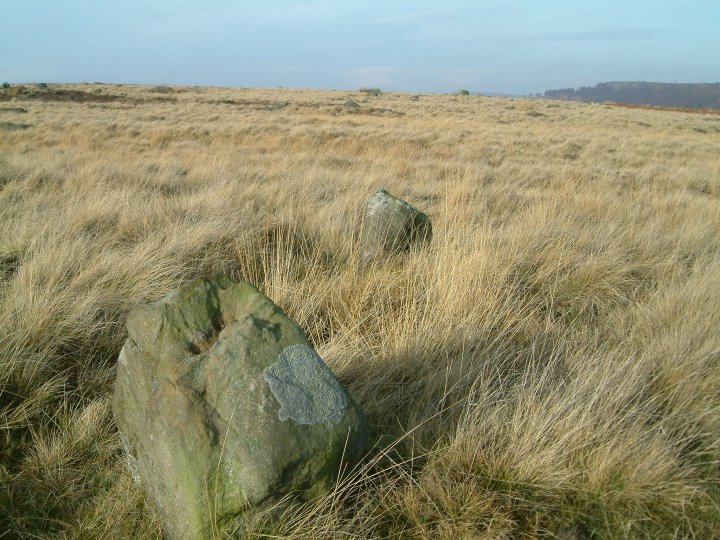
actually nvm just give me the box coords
[0,84,719,538]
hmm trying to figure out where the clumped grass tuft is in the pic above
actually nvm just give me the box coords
[0,84,719,538]
[150,85,174,94]
[359,87,382,97]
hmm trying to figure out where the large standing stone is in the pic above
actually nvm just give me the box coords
[113,276,368,539]
[359,188,432,265]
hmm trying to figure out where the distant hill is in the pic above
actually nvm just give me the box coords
[543,81,720,109]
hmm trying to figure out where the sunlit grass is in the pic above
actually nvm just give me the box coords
[0,84,719,538]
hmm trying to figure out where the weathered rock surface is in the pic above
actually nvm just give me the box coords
[113,275,368,539]
[359,188,432,265]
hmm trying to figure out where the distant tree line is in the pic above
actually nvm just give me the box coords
[542,81,720,109]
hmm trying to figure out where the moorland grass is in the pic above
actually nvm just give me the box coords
[0,84,719,538]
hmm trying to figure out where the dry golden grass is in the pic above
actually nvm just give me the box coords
[1,83,719,538]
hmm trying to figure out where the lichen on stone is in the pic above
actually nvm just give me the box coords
[262,344,348,425]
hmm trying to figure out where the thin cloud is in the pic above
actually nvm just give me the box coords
[403,25,668,45]
[341,65,403,88]
[371,7,448,25]
[534,27,669,42]
[310,40,385,51]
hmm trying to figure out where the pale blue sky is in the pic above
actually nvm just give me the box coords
[2,1,718,94]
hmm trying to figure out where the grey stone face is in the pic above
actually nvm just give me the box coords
[119,432,141,485]
[263,344,348,425]
[112,276,368,539]
[359,188,432,265]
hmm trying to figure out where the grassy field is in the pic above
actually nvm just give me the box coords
[1,83,719,539]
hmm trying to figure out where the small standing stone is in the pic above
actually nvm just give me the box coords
[113,276,368,539]
[359,188,432,265]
